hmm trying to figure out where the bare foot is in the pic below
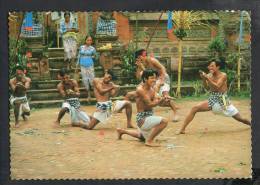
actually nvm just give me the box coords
[145,141,160,147]
[14,122,20,128]
[22,114,28,121]
[176,129,185,135]
[127,124,135,128]
[116,128,124,140]
[54,120,60,127]
[172,116,179,122]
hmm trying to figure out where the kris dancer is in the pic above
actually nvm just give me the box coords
[177,59,251,134]
[54,68,90,127]
[83,70,134,129]
[9,65,31,127]
[117,69,169,147]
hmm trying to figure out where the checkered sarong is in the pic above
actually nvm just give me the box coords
[208,92,230,108]
[65,98,81,109]
[96,101,112,112]
[136,111,153,127]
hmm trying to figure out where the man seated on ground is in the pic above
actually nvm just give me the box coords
[117,69,169,147]
[54,68,90,127]
[9,65,31,127]
[83,70,135,129]
[135,49,179,121]
[177,59,251,134]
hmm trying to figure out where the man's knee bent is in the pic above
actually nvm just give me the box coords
[125,101,132,107]
[62,107,69,112]
[160,118,168,127]
[23,111,30,116]
[191,105,200,113]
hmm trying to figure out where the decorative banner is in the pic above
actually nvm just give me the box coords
[167,11,173,32]
[167,11,175,41]
[24,12,33,31]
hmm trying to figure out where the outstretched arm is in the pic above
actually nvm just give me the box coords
[150,58,166,79]
[135,59,145,79]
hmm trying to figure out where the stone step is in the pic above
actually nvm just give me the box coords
[47,48,64,58]
[48,67,105,80]
[48,57,66,68]
[28,88,89,101]
[27,85,137,101]
[48,57,104,69]
[29,96,125,108]
[28,85,194,108]
[23,37,43,45]
[25,82,250,109]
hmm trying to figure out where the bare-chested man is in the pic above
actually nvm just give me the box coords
[177,59,251,134]
[117,69,169,147]
[54,68,90,127]
[9,65,31,127]
[134,49,179,121]
[83,70,134,130]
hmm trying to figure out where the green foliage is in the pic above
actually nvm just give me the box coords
[208,36,226,57]
[120,41,138,84]
[9,37,29,78]
[192,80,208,97]
[224,53,239,94]
[224,53,250,96]
[174,28,187,40]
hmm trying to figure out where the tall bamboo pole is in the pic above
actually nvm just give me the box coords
[57,22,60,48]
[237,45,241,92]
[176,39,183,98]
[135,13,138,50]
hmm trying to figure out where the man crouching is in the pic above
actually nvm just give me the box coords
[117,69,169,147]
[55,68,90,127]
[9,65,31,127]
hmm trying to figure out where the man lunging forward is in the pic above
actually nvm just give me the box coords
[177,59,250,134]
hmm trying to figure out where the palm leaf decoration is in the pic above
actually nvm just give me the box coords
[172,11,211,97]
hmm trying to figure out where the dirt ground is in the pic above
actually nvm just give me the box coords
[10,99,251,179]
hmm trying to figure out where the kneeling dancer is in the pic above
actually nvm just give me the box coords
[55,68,90,127]
[117,69,169,147]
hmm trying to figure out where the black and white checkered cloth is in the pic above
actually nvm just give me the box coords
[66,98,81,109]
[136,111,153,128]
[21,23,43,37]
[208,92,230,108]
[96,18,117,36]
